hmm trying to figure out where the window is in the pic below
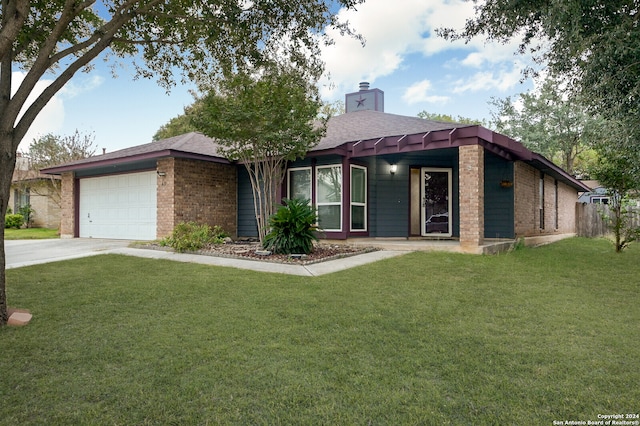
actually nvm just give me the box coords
[591,196,610,204]
[316,165,342,231]
[350,165,367,231]
[288,167,312,201]
[14,188,30,213]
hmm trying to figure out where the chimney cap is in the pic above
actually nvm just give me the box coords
[359,81,370,91]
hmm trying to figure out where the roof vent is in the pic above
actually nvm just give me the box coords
[359,81,370,91]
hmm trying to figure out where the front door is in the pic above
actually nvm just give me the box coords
[421,168,452,236]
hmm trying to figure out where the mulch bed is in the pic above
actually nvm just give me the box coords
[139,240,378,265]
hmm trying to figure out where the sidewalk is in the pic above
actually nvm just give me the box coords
[4,239,407,276]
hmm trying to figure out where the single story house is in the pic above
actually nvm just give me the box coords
[9,154,61,228]
[43,85,589,252]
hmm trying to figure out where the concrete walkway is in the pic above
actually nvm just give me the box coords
[5,238,406,276]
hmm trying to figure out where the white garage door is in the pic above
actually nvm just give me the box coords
[79,171,157,240]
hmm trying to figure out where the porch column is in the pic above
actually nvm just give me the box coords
[59,172,76,238]
[458,145,484,251]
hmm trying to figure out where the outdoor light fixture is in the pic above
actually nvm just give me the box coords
[390,164,397,175]
[157,171,166,177]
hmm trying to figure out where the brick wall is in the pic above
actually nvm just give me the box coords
[156,158,237,239]
[514,161,577,236]
[459,144,484,248]
[59,172,76,238]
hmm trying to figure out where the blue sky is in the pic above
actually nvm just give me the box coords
[17,0,538,154]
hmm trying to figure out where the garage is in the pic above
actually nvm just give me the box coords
[79,171,157,240]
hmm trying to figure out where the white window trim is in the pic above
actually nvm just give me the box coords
[316,164,342,232]
[350,165,367,232]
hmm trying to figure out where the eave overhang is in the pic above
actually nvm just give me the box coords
[41,149,231,175]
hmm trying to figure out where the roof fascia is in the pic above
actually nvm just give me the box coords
[42,149,230,175]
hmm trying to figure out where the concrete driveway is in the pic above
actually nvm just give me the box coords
[4,238,131,269]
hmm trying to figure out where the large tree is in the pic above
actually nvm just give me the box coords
[490,76,602,176]
[439,0,640,170]
[192,63,325,243]
[0,0,362,325]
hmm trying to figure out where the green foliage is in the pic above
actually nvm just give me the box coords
[29,131,96,170]
[2,239,639,423]
[193,62,326,243]
[5,214,24,229]
[160,222,228,253]
[417,110,487,126]
[489,76,602,175]
[18,204,35,228]
[440,0,640,173]
[153,101,203,141]
[591,143,640,252]
[263,198,319,254]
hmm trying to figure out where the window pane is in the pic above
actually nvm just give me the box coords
[351,205,365,230]
[351,167,365,203]
[289,169,311,201]
[317,167,341,203]
[318,205,341,230]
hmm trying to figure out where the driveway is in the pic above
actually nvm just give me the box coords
[4,238,131,269]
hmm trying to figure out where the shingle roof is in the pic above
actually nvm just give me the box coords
[313,110,465,151]
[43,132,225,172]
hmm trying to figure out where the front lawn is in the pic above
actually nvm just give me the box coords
[4,227,59,240]
[1,238,638,424]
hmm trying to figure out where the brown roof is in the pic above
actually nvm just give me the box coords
[42,132,227,173]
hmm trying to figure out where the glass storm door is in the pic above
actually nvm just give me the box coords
[421,168,452,236]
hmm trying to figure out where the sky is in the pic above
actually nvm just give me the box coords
[16,0,538,154]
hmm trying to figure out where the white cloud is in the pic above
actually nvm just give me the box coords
[13,72,104,152]
[12,72,65,152]
[402,79,450,104]
[452,61,526,94]
[319,0,528,101]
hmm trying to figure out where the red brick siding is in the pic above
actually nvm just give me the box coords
[459,145,484,247]
[156,158,237,239]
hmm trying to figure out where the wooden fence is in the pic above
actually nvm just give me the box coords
[576,203,640,237]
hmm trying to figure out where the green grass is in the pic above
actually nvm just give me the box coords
[4,227,59,240]
[1,237,638,425]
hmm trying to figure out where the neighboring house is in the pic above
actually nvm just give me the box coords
[9,154,61,228]
[578,185,610,204]
[42,85,589,252]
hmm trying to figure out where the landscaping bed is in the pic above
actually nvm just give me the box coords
[141,239,379,265]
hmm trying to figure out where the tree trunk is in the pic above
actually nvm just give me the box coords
[0,134,18,326]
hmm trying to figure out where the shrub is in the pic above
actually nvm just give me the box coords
[160,222,228,253]
[263,198,318,254]
[5,214,24,229]
[18,204,35,228]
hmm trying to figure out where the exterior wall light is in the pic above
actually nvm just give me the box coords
[390,164,397,175]
[157,171,166,177]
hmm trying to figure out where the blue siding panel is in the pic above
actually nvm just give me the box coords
[237,167,258,238]
[484,153,514,238]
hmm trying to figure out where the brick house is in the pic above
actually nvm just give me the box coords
[9,154,61,229]
[43,85,589,252]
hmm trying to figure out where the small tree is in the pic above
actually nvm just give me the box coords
[592,142,640,252]
[27,131,97,209]
[193,63,326,243]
